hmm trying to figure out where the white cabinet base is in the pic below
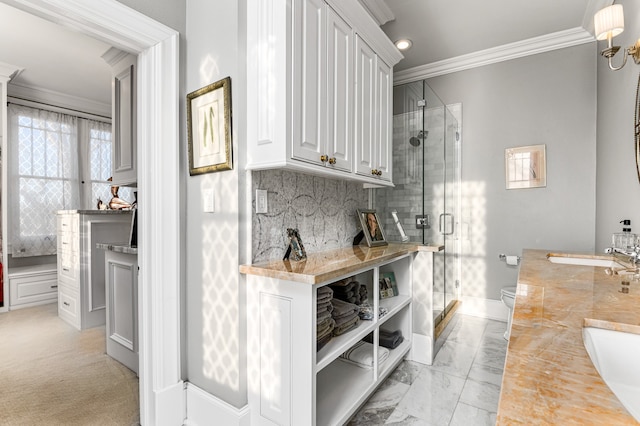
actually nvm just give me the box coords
[105,250,138,374]
[8,265,58,309]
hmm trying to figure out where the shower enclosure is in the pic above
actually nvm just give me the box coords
[374,79,461,329]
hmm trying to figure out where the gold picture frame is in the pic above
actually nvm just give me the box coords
[505,144,546,189]
[187,77,233,175]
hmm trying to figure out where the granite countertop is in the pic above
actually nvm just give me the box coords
[497,249,640,425]
[57,209,132,215]
[96,242,138,255]
[239,242,443,284]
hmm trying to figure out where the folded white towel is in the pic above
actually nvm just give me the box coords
[339,341,389,369]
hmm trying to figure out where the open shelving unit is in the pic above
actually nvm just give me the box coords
[245,248,414,426]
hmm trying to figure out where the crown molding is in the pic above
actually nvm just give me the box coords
[101,46,131,67]
[358,0,394,26]
[394,27,595,85]
[7,82,111,118]
[0,61,23,80]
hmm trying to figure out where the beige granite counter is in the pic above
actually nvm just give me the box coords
[497,249,640,425]
[239,242,443,284]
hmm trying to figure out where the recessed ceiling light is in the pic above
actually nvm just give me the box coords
[395,39,412,51]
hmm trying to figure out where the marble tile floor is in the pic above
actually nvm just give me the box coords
[348,315,508,426]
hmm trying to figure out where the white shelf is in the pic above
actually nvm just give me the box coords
[378,339,411,380]
[378,295,411,326]
[316,358,376,426]
[316,316,376,372]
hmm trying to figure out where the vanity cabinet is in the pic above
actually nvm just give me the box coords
[246,0,402,186]
[242,245,415,426]
[56,211,132,330]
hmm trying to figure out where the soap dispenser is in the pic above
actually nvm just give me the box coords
[613,219,636,249]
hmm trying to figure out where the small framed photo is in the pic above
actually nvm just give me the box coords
[187,76,233,175]
[505,144,546,189]
[357,209,387,247]
[379,271,398,299]
[286,228,307,261]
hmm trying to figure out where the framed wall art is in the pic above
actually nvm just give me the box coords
[505,144,546,189]
[187,76,233,175]
[357,209,388,247]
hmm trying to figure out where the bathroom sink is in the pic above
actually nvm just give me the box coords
[582,326,640,421]
[547,254,625,268]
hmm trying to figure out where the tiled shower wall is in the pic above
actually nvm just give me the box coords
[375,107,446,245]
[251,169,369,263]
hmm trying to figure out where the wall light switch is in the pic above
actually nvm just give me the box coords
[256,189,268,213]
[203,188,215,213]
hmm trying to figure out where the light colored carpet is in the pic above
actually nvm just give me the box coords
[0,303,140,425]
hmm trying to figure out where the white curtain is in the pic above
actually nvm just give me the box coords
[8,104,79,257]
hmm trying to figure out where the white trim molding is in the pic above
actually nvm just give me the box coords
[0,1,184,425]
[8,83,111,119]
[394,27,595,85]
[358,0,394,26]
[184,383,251,426]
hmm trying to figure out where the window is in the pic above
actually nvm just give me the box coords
[8,104,134,257]
[8,105,79,257]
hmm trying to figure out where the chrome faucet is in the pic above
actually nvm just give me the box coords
[605,246,640,265]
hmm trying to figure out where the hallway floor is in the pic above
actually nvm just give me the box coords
[348,315,507,425]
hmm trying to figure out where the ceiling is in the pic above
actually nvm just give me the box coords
[0,1,607,108]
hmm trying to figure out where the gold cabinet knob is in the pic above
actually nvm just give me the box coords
[377,170,383,176]
[371,169,378,175]
[328,157,336,165]
[320,155,329,163]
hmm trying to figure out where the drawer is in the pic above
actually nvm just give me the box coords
[9,271,58,307]
[57,214,78,234]
[58,233,78,253]
[58,287,80,329]
[58,251,79,281]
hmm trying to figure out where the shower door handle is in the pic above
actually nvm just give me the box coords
[439,213,454,235]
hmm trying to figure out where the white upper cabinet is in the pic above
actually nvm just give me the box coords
[247,0,402,186]
[355,36,392,182]
[104,50,137,186]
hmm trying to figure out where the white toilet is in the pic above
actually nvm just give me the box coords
[501,286,517,340]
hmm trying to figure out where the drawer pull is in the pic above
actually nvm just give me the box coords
[320,155,329,163]
[63,301,70,306]
[328,157,336,165]
[63,268,70,272]
[51,285,58,289]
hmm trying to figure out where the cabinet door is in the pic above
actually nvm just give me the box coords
[354,36,376,177]
[291,0,326,166]
[325,7,353,172]
[106,252,138,374]
[375,58,392,181]
[111,55,137,185]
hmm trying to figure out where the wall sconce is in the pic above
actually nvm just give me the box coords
[594,4,640,71]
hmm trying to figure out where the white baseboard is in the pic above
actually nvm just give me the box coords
[409,333,433,366]
[459,296,509,322]
[184,383,250,426]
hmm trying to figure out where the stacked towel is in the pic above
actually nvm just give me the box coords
[363,329,404,349]
[331,298,360,336]
[329,276,368,305]
[339,341,389,369]
[317,286,335,351]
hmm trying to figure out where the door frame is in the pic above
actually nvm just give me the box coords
[0,1,183,424]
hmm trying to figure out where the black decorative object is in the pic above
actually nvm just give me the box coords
[283,228,307,261]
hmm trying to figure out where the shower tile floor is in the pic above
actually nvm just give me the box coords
[348,315,507,426]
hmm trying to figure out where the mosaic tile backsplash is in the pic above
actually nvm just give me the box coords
[252,170,368,263]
